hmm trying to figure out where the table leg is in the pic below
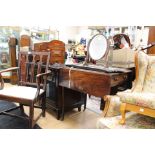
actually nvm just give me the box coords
[61,86,65,121]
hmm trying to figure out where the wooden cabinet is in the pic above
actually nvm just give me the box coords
[46,65,85,120]
[33,40,65,64]
[48,40,65,64]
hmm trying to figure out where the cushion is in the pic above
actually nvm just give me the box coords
[0,86,44,101]
[111,48,135,68]
[133,51,148,92]
[117,91,155,109]
[142,55,155,93]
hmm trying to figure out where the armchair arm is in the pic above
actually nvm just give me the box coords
[36,70,51,79]
[0,67,19,74]
[35,70,51,99]
[0,67,19,90]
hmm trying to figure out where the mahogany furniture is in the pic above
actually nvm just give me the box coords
[48,40,65,64]
[147,26,155,54]
[8,37,18,84]
[19,35,31,49]
[59,66,132,120]
[0,52,50,128]
[33,40,65,64]
[0,37,17,82]
[47,64,86,120]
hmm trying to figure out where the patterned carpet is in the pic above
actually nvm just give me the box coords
[96,112,155,129]
[0,100,40,129]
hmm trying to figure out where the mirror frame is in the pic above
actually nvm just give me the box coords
[87,34,110,61]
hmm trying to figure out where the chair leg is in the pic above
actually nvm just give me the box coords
[29,104,34,129]
[83,94,87,111]
[57,110,60,120]
[78,106,81,112]
[119,103,126,125]
[19,104,24,115]
[42,95,46,117]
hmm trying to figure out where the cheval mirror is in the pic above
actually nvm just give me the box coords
[83,33,129,73]
[86,34,109,66]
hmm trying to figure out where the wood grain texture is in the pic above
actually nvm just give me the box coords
[147,26,155,54]
[59,67,130,97]
[34,40,65,64]
[8,37,17,84]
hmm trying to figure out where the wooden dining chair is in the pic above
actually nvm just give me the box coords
[0,51,51,128]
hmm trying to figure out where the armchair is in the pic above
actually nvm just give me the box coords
[0,52,51,128]
[117,50,155,124]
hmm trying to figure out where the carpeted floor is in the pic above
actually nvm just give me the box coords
[0,100,41,129]
[96,112,155,129]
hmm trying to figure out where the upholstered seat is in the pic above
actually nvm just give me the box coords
[117,92,155,109]
[117,50,155,124]
[0,86,44,102]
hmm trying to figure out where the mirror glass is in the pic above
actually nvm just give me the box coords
[88,34,108,60]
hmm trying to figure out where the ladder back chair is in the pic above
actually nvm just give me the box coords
[0,51,51,128]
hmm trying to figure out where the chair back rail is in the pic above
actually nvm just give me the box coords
[18,52,50,88]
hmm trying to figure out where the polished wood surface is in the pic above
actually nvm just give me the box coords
[59,66,131,119]
[34,40,65,64]
[59,67,111,97]
[147,26,155,54]
[8,37,17,84]
[59,67,130,97]
[19,35,31,47]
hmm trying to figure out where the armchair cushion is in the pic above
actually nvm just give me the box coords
[133,51,148,92]
[0,86,44,101]
[143,56,155,93]
[117,91,155,109]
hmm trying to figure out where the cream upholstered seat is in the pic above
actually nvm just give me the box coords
[0,52,50,128]
[0,86,44,102]
[117,50,155,124]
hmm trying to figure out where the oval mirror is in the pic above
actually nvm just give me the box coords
[88,34,109,60]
